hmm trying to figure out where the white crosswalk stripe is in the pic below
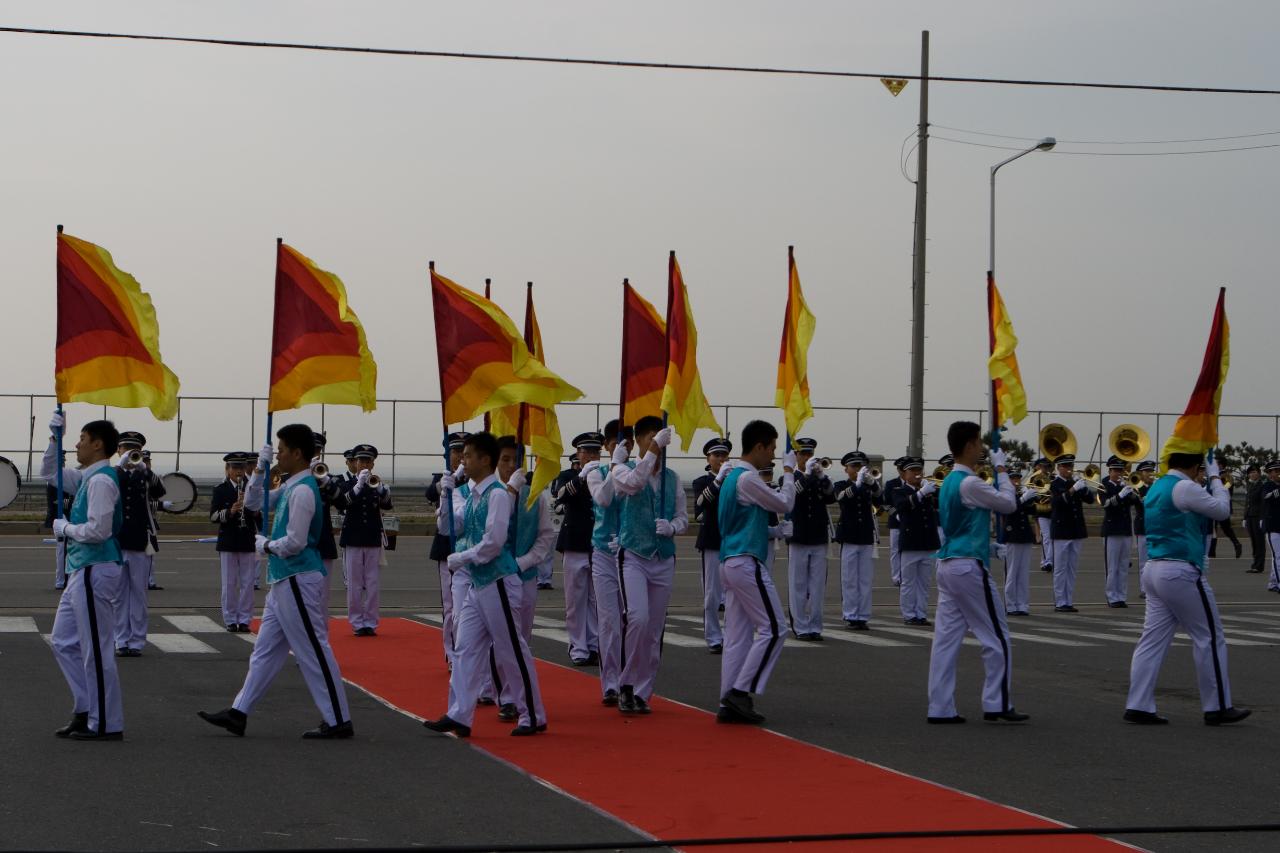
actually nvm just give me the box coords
[0,616,38,633]
[148,634,220,654]
[162,615,227,634]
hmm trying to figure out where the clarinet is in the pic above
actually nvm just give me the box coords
[237,476,248,529]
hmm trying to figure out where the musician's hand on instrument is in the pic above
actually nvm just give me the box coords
[917,479,938,498]
[838,487,855,501]
[254,534,270,556]
[230,498,245,515]
[578,460,599,479]
[655,518,675,537]
[1020,488,1040,504]
[990,448,1009,470]
[1072,478,1088,493]
[48,411,64,437]
[805,458,822,476]
[1119,485,1135,499]
[161,500,174,511]
[714,460,733,485]
[52,518,69,538]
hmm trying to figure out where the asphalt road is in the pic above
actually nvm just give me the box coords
[1,534,1277,852]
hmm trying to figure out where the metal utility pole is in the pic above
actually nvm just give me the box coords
[906,30,929,458]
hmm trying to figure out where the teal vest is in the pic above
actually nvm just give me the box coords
[508,484,541,582]
[1144,474,1207,570]
[65,465,123,573]
[591,462,630,552]
[936,469,990,564]
[717,467,768,563]
[266,474,325,584]
[462,479,519,589]
[619,469,679,560]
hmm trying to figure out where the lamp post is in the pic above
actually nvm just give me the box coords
[989,137,1056,277]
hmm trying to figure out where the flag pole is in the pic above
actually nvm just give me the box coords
[513,282,533,528]
[430,261,458,551]
[659,251,675,521]
[617,279,630,446]
[261,238,284,529]
[54,225,65,527]
[483,278,492,434]
[987,272,1006,547]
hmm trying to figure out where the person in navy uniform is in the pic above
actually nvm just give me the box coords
[894,456,940,626]
[1132,460,1157,570]
[881,457,910,588]
[555,436,602,666]
[141,450,168,590]
[786,437,834,641]
[1003,465,1039,615]
[309,432,343,613]
[833,450,880,630]
[43,451,73,590]
[693,436,733,652]
[113,431,165,657]
[1262,461,1280,592]
[1242,465,1265,573]
[1031,457,1055,573]
[333,444,392,636]
[1049,454,1095,612]
[210,452,260,631]
[1100,456,1140,608]
[426,432,469,665]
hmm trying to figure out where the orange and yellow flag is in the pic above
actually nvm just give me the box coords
[55,231,180,420]
[620,281,668,426]
[775,246,816,438]
[1160,288,1229,470]
[987,275,1028,427]
[659,252,723,451]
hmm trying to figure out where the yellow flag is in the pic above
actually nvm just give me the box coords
[987,277,1027,426]
[659,253,723,451]
[775,247,816,437]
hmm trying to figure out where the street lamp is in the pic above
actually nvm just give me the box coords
[989,137,1055,276]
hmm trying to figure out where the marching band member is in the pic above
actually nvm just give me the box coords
[882,458,909,588]
[209,452,259,632]
[762,465,790,567]
[243,451,265,591]
[693,437,733,653]
[43,450,73,590]
[786,437,833,641]
[199,425,353,739]
[585,420,633,706]
[555,436,602,666]
[332,444,392,637]
[894,457,939,626]
[833,451,880,630]
[1243,465,1266,573]
[426,432,469,665]
[113,431,164,657]
[927,422,1027,725]
[1032,457,1055,572]
[141,451,166,591]
[716,420,797,724]
[1003,465,1038,616]
[45,414,126,740]
[1049,454,1095,612]
[423,432,546,737]
[1124,452,1250,726]
[609,417,686,714]
[1101,456,1140,608]
[309,432,343,614]
[1133,461,1156,570]
[496,436,557,642]
[1263,461,1280,593]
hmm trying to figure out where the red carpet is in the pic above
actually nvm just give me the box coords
[327,618,1128,852]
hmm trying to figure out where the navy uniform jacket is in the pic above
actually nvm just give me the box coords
[788,471,834,546]
[1001,493,1038,544]
[117,466,165,552]
[1133,484,1150,536]
[425,473,456,561]
[209,479,260,552]
[1050,476,1094,540]
[1243,480,1263,520]
[693,471,722,552]
[882,477,906,531]
[43,483,73,529]
[894,486,940,552]
[333,477,393,548]
[1261,481,1280,531]
[554,469,594,554]
[1100,478,1138,537]
[316,478,341,561]
[832,478,880,546]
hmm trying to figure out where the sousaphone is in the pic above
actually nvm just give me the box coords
[1109,424,1151,464]
[1039,424,1077,461]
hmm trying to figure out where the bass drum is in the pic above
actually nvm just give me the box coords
[161,472,197,513]
[0,456,20,510]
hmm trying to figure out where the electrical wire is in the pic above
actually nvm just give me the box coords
[932,133,1280,156]
[933,123,1280,145]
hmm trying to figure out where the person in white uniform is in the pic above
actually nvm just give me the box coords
[583,420,633,706]
[426,432,469,668]
[198,425,353,739]
[46,414,126,741]
[1031,457,1055,573]
[609,416,687,714]
[926,421,1029,725]
[1124,451,1251,726]
[716,420,797,724]
[208,452,259,632]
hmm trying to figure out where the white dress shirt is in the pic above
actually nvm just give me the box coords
[728,461,797,514]
[1169,471,1231,521]
[452,473,513,568]
[54,458,119,544]
[610,451,689,534]
[584,460,619,507]
[954,463,1017,514]
[245,469,316,558]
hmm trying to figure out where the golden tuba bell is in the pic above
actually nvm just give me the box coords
[1109,424,1151,463]
[1039,423,1077,461]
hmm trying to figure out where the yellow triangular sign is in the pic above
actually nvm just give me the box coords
[880,78,908,97]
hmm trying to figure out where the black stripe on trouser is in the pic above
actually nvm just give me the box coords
[1195,576,1228,712]
[750,558,780,694]
[288,575,345,726]
[1271,535,1280,588]
[81,565,108,735]
[488,647,503,696]
[438,561,454,656]
[494,578,536,721]
[617,550,629,672]
[978,564,1011,713]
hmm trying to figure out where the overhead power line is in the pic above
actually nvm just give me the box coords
[932,133,1280,156]
[3,25,1280,96]
[933,123,1280,145]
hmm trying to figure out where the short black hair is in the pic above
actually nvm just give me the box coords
[1167,452,1205,470]
[496,435,520,454]
[741,420,778,454]
[81,420,119,456]
[947,421,982,457]
[465,431,500,469]
[602,419,634,441]
[1247,464,1261,474]
[276,423,317,461]
[633,415,664,438]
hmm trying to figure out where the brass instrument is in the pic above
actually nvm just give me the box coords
[367,473,382,489]
[1221,473,1234,490]
[865,466,882,480]
[1127,472,1146,489]
[311,461,329,479]
[236,475,248,529]
[931,465,951,481]
[122,449,145,468]
[817,457,833,469]
[1076,464,1104,491]
[1109,424,1151,463]
[1039,423,1077,461]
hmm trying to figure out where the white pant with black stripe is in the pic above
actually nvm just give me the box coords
[220,551,257,627]
[1002,543,1032,613]
[1267,533,1280,591]
[54,539,67,588]
[787,543,828,636]
[1052,538,1083,607]
[719,555,785,699]
[562,551,597,663]
[591,548,624,696]
[927,558,1014,717]
[700,548,724,647]
[233,570,351,727]
[446,573,546,729]
[51,562,124,734]
[620,550,675,701]
[1127,560,1232,713]
[899,551,935,621]
[344,546,381,631]
[114,550,151,652]
[839,543,874,622]
[1037,518,1053,567]
[1104,535,1132,604]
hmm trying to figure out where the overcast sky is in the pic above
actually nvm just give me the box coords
[3,1,1279,476]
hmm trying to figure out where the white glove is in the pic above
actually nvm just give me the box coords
[516,553,536,572]
[715,461,733,485]
[1020,488,1039,504]
[778,520,794,538]
[805,458,822,476]
[611,442,629,465]
[918,479,937,498]
[579,460,600,478]
[856,467,869,485]
[508,470,526,492]
[446,552,466,571]
[52,518,69,538]
[258,443,273,471]
[254,534,270,556]
[161,500,175,511]
[440,472,456,491]
[1119,486,1134,499]
[1072,478,1088,493]
[357,469,371,484]
[990,448,1009,469]
[49,411,65,436]
[838,487,855,501]
[607,534,620,554]
[1205,456,1221,479]
[652,426,674,449]
[783,450,797,471]
[655,518,674,537]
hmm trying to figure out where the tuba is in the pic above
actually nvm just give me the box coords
[1039,424,1077,461]
[1109,424,1151,464]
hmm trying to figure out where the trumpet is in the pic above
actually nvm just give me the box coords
[817,457,833,469]
[122,449,145,468]
[311,461,329,479]
[867,466,881,480]
[367,473,382,489]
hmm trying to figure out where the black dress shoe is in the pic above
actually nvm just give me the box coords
[1234,542,1243,559]
[303,720,354,739]
[708,644,723,655]
[226,625,238,632]
[927,715,966,724]
[721,690,765,724]
[601,689,619,707]
[477,696,497,706]
[1123,709,1169,725]
[422,715,471,737]
[809,633,824,642]
[983,709,1031,723]
[148,584,163,591]
[633,695,652,715]
[1204,707,1251,726]
[115,648,128,657]
[1107,601,1128,608]
[55,712,89,738]
[198,708,247,737]
[618,686,637,714]
[854,621,870,631]
[586,651,600,665]
[570,657,591,666]
[510,724,542,736]
[716,708,739,724]
[1041,563,1054,573]
[1054,605,1078,613]
[497,703,518,722]
[68,729,123,741]
[238,624,251,633]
